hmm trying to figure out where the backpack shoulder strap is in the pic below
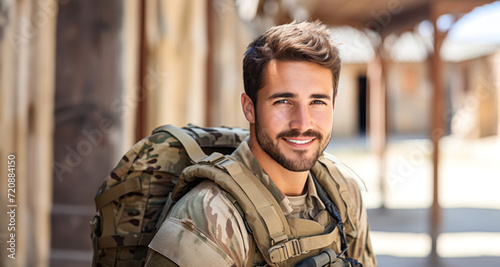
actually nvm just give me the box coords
[152,124,207,163]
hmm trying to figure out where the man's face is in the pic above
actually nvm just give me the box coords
[251,60,334,172]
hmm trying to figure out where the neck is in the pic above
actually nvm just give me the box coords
[248,132,309,196]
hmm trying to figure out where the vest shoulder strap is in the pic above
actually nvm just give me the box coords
[173,153,361,266]
[173,154,289,266]
[316,155,360,238]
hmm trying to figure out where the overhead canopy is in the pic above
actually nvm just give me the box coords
[304,0,429,34]
[264,0,496,35]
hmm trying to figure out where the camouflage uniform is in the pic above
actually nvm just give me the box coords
[145,140,377,267]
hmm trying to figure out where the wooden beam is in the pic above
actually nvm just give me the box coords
[434,0,496,16]
[379,2,430,36]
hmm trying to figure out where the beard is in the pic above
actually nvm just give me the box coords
[255,120,332,172]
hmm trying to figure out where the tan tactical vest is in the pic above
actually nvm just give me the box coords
[169,151,359,267]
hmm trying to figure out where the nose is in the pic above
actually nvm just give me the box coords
[289,105,313,132]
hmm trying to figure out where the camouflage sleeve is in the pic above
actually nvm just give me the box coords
[344,178,378,267]
[146,181,250,267]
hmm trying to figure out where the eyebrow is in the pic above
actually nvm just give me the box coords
[268,92,296,99]
[311,94,332,100]
[268,92,332,100]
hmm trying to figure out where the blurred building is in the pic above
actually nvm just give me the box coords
[1,0,499,266]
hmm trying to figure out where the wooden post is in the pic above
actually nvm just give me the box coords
[206,0,215,127]
[430,2,445,263]
[52,1,133,265]
[428,0,495,262]
[136,0,148,141]
[368,44,388,208]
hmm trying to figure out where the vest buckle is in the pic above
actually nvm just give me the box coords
[268,239,305,263]
[200,153,229,170]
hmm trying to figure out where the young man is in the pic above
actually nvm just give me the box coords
[145,21,376,267]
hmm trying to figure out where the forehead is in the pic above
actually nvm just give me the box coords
[261,60,333,95]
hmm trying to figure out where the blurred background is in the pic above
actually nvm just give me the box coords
[1,0,499,266]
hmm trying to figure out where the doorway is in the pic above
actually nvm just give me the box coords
[358,75,368,135]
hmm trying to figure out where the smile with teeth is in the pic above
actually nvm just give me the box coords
[284,138,315,144]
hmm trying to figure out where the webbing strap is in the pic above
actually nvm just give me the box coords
[268,227,338,263]
[95,177,142,210]
[96,178,142,238]
[101,204,116,237]
[162,125,207,163]
[217,158,288,245]
[297,230,337,251]
[318,158,358,235]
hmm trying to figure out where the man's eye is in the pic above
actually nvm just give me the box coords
[312,100,326,105]
[274,99,289,104]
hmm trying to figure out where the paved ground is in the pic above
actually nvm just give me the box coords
[327,135,500,267]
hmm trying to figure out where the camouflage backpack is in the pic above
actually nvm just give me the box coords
[90,124,249,267]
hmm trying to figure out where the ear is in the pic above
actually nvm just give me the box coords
[241,93,255,124]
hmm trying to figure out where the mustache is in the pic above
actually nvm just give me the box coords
[277,129,322,139]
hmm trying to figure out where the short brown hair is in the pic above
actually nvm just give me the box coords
[243,20,341,104]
